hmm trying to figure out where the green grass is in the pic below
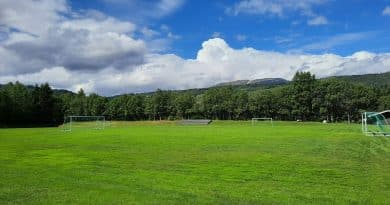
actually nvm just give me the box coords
[0,121,389,204]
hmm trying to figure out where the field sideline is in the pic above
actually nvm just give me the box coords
[0,121,389,204]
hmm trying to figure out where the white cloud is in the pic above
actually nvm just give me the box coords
[307,16,328,25]
[0,0,147,76]
[383,6,390,16]
[0,0,68,35]
[2,38,389,95]
[61,15,136,34]
[0,67,72,88]
[2,24,146,74]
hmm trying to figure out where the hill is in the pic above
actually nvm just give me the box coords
[211,72,390,92]
[0,83,74,95]
[215,78,289,87]
[325,72,390,87]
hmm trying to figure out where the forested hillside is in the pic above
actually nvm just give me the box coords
[326,71,390,87]
[1,71,389,127]
[214,78,289,87]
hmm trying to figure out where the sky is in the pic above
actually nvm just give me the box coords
[0,0,390,95]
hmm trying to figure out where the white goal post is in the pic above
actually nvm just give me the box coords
[252,117,273,126]
[63,116,105,131]
[361,111,390,136]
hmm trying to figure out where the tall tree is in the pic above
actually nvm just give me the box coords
[2,82,33,124]
[32,83,56,125]
[203,87,234,119]
[86,93,107,116]
[378,95,390,111]
[70,88,87,115]
[174,92,195,119]
[125,95,146,120]
[149,89,172,120]
[232,90,249,120]
[292,72,317,121]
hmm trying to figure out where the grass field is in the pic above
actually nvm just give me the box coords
[0,121,389,204]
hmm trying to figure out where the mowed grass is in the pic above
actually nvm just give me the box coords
[0,121,389,204]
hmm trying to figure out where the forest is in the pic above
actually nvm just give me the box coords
[0,72,389,127]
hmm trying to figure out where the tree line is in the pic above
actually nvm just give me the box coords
[0,72,389,127]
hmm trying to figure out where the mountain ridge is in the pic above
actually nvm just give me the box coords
[214,78,289,87]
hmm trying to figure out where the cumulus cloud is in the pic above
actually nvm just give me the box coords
[61,14,136,34]
[2,38,390,95]
[0,0,147,75]
[0,67,73,88]
[0,0,68,35]
[3,29,145,73]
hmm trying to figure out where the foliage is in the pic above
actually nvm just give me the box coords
[327,71,390,87]
[1,72,389,126]
[0,82,63,127]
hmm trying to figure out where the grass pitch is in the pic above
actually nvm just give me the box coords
[0,121,389,204]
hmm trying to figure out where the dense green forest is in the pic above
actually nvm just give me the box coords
[327,72,390,87]
[0,72,389,127]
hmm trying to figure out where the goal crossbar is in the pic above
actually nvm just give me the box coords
[252,117,273,126]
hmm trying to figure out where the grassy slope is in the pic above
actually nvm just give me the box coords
[0,121,389,204]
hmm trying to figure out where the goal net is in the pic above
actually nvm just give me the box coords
[63,116,105,131]
[362,111,390,136]
[252,117,273,126]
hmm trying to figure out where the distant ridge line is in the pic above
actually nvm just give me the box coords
[214,78,289,87]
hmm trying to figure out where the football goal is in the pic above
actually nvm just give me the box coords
[252,117,273,126]
[362,111,390,136]
[63,116,105,131]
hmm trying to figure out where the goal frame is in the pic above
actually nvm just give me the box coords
[252,117,273,126]
[63,115,106,131]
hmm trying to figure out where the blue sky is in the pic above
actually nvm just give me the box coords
[0,0,390,95]
[70,0,390,58]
